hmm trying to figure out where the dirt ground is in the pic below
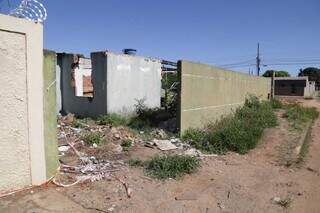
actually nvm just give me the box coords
[1,99,320,213]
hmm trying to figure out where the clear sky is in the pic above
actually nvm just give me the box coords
[1,0,320,76]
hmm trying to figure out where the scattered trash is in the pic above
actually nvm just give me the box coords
[153,139,177,151]
[92,143,98,148]
[107,204,116,212]
[154,129,167,139]
[217,202,225,209]
[58,145,70,152]
[184,148,200,157]
[272,197,292,208]
[114,133,121,139]
[70,127,81,134]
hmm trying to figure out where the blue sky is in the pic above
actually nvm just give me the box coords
[1,0,320,76]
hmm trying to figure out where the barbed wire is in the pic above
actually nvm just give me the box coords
[10,0,47,23]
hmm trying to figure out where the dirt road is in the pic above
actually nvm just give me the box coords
[1,99,320,213]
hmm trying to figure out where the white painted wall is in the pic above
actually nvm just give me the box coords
[106,52,162,115]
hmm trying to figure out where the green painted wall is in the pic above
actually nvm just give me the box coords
[178,61,271,134]
[43,50,59,178]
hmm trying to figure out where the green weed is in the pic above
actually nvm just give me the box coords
[96,113,127,126]
[144,155,200,180]
[121,139,132,151]
[183,96,277,154]
[81,132,104,146]
[283,104,319,130]
[271,98,282,109]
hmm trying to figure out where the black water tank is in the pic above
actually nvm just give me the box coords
[123,49,137,55]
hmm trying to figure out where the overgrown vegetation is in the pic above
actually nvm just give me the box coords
[81,131,104,146]
[96,113,127,126]
[283,104,319,130]
[144,155,200,180]
[271,98,283,109]
[127,99,160,130]
[183,95,277,154]
[95,99,166,134]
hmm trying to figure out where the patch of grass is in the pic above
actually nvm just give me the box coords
[127,158,144,167]
[121,139,132,151]
[271,98,283,109]
[81,131,104,146]
[183,95,278,154]
[283,104,319,130]
[144,155,200,180]
[96,113,128,126]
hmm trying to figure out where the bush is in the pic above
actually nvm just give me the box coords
[127,98,161,130]
[96,113,127,126]
[81,132,104,146]
[145,155,200,180]
[183,96,277,154]
[283,104,319,130]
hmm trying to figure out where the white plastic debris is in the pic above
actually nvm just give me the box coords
[58,145,70,152]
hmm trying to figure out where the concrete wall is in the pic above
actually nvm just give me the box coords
[58,52,107,118]
[178,61,271,133]
[106,52,162,115]
[43,50,59,178]
[58,51,161,117]
[0,14,48,193]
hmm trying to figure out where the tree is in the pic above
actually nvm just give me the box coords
[298,67,320,87]
[262,70,290,77]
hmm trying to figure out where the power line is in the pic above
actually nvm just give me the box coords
[263,62,320,66]
[218,59,256,67]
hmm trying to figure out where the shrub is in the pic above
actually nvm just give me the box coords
[81,132,104,146]
[96,113,127,126]
[145,155,200,180]
[183,96,277,154]
[127,98,162,130]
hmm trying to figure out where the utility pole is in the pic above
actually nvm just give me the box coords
[256,43,261,76]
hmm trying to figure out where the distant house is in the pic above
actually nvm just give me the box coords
[274,77,316,97]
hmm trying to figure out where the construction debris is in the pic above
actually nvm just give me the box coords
[153,139,178,151]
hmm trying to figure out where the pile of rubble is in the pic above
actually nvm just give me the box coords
[54,114,215,192]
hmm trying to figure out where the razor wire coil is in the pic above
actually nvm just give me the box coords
[10,0,47,23]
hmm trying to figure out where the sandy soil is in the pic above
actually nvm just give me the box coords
[1,99,320,213]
